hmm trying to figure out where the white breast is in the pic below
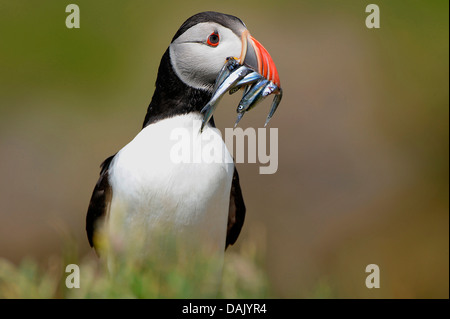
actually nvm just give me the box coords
[106,113,234,261]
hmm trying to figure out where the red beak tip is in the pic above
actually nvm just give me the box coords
[250,35,280,88]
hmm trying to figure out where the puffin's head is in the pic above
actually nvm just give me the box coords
[169,11,280,92]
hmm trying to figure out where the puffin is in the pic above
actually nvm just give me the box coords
[85,11,280,285]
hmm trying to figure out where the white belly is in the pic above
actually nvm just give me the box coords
[107,113,234,259]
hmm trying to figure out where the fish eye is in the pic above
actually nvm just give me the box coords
[207,32,220,47]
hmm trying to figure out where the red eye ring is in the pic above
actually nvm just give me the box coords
[207,32,220,47]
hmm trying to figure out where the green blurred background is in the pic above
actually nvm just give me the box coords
[0,0,448,298]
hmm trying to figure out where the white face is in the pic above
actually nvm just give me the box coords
[169,22,243,91]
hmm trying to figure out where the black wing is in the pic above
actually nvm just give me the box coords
[86,155,115,252]
[225,167,246,249]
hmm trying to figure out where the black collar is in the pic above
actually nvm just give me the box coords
[142,48,213,128]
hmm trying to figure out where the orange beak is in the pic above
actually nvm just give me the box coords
[239,30,281,88]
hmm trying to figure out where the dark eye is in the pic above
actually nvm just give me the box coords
[207,32,220,47]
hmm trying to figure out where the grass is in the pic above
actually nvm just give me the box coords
[0,231,271,299]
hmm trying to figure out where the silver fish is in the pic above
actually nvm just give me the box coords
[264,88,283,127]
[233,79,270,127]
[201,64,251,131]
[229,71,263,95]
[201,56,283,130]
[236,79,270,113]
[261,81,278,98]
[234,112,245,128]
[213,57,240,92]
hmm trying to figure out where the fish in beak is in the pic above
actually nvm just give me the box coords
[201,30,283,131]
